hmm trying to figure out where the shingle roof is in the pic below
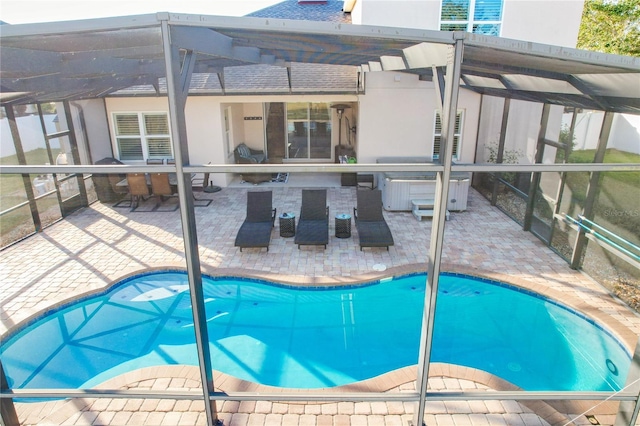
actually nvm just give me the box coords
[110,63,359,96]
[247,0,351,23]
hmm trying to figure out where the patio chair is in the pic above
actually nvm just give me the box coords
[108,173,131,207]
[127,173,150,211]
[294,189,329,249]
[234,191,276,252]
[354,189,394,250]
[149,172,178,211]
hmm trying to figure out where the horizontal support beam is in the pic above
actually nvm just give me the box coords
[1,389,636,402]
[2,162,639,176]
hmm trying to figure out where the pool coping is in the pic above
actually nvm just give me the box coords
[36,363,605,426]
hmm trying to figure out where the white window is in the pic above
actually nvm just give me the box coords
[440,0,503,36]
[433,110,463,160]
[113,112,173,161]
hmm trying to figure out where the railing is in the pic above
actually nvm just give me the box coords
[565,214,640,270]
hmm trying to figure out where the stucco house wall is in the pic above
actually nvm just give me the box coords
[352,0,584,47]
[72,99,112,163]
[350,0,440,30]
[501,0,583,47]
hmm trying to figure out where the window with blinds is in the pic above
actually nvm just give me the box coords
[440,0,503,36]
[113,113,172,161]
[433,110,463,160]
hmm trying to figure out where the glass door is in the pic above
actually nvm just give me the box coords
[286,102,331,160]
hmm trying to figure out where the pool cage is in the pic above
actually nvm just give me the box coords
[1,13,640,426]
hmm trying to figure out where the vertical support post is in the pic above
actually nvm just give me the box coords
[549,108,578,247]
[490,98,510,206]
[5,105,42,232]
[62,100,89,207]
[160,19,218,426]
[615,337,640,426]
[1,360,20,426]
[36,103,65,209]
[523,104,551,231]
[570,111,613,269]
[412,36,463,426]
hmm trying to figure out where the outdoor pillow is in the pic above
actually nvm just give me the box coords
[237,144,252,158]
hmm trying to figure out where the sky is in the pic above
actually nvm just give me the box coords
[0,0,282,24]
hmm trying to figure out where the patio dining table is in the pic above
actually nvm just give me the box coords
[116,173,211,207]
[116,173,182,188]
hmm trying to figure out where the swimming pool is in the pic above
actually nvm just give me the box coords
[0,271,630,391]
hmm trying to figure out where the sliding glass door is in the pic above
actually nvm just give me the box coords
[286,102,331,160]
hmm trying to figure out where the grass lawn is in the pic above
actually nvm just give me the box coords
[1,148,62,246]
[563,148,639,274]
[0,148,60,194]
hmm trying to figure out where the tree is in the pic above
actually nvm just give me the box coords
[577,0,640,57]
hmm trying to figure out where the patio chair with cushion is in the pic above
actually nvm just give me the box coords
[235,191,276,252]
[149,172,178,211]
[234,143,266,164]
[234,143,270,185]
[294,189,329,249]
[354,189,394,250]
[127,173,150,211]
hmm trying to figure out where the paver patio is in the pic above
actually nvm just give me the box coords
[1,179,639,426]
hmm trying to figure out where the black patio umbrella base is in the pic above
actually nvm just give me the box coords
[204,185,222,193]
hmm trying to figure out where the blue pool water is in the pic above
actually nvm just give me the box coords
[0,271,631,391]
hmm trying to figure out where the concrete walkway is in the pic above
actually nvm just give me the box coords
[2,184,639,425]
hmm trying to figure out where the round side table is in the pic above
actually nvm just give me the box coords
[279,212,296,237]
[335,213,351,238]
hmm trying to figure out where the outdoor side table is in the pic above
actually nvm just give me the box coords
[279,212,296,237]
[335,213,352,238]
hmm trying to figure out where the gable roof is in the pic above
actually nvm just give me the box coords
[1,13,639,113]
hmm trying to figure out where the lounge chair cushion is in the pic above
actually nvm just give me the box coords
[235,143,266,164]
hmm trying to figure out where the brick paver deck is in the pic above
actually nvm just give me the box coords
[2,183,639,426]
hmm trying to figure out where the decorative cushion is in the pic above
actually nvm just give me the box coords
[237,143,251,158]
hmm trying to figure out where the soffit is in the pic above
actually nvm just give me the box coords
[0,13,639,114]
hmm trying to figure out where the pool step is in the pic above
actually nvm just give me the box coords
[411,199,450,221]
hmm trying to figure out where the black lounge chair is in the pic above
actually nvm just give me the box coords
[294,189,329,249]
[354,189,394,250]
[235,191,276,252]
